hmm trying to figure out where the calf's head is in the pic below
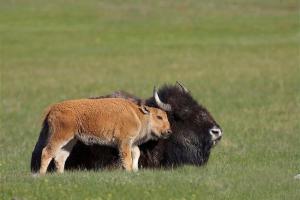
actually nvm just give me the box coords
[140,105,172,139]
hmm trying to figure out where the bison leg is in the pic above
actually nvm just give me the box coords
[119,141,133,171]
[131,146,140,172]
[40,133,74,175]
[40,146,55,175]
[54,139,77,173]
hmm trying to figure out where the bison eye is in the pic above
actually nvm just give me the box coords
[157,116,163,120]
[173,114,182,121]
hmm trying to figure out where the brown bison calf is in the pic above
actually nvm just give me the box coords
[37,98,171,174]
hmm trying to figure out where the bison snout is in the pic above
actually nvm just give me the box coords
[162,129,172,139]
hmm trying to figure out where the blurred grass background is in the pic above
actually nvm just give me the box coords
[1,0,299,199]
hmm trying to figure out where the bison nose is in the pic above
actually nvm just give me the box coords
[162,129,172,138]
[209,127,222,140]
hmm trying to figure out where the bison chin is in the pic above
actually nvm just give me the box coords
[160,132,214,167]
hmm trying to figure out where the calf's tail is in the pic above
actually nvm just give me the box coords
[30,112,51,173]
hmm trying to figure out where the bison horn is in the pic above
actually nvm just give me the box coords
[176,81,189,93]
[153,86,172,111]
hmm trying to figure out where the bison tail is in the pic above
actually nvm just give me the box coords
[30,112,51,173]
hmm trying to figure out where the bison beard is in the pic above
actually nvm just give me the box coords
[34,83,221,171]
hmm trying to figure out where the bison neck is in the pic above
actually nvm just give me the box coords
[133,118,153,146]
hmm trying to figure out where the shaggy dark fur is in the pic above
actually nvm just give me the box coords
[31,83,222,172]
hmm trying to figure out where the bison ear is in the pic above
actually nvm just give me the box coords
[140,105,150,115]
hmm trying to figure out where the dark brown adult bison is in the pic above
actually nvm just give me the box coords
[31,82,222,172]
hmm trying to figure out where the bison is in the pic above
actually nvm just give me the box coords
[31,82,222,171]
[31,98,171,174]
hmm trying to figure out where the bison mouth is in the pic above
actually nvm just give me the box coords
[151,132,160,140]
[161,134,170,139]
[212,136,222,146]
[150,131,171,140]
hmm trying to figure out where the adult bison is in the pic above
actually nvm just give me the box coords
[31,82,222,171]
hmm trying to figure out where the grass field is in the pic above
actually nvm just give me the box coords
[1,0,300,199]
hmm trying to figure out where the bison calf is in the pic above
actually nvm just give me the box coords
[35,98,171,174]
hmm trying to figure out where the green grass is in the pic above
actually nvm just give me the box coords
[1,0,300,199]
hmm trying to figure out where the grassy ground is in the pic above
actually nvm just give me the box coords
[1,0,299,199]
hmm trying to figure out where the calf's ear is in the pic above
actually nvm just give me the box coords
[140,105,150,115]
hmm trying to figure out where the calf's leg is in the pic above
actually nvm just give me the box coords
[131,146,140,172]
[40,132,73,175]
[54,138,77,173]
[40,146,55,175]
[119,141,133,171]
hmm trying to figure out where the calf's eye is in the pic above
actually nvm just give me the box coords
[157,116,163,120]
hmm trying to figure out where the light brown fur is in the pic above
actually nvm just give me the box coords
[38,98,171,174]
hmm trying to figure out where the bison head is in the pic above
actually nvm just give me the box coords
[143,82,222,166]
